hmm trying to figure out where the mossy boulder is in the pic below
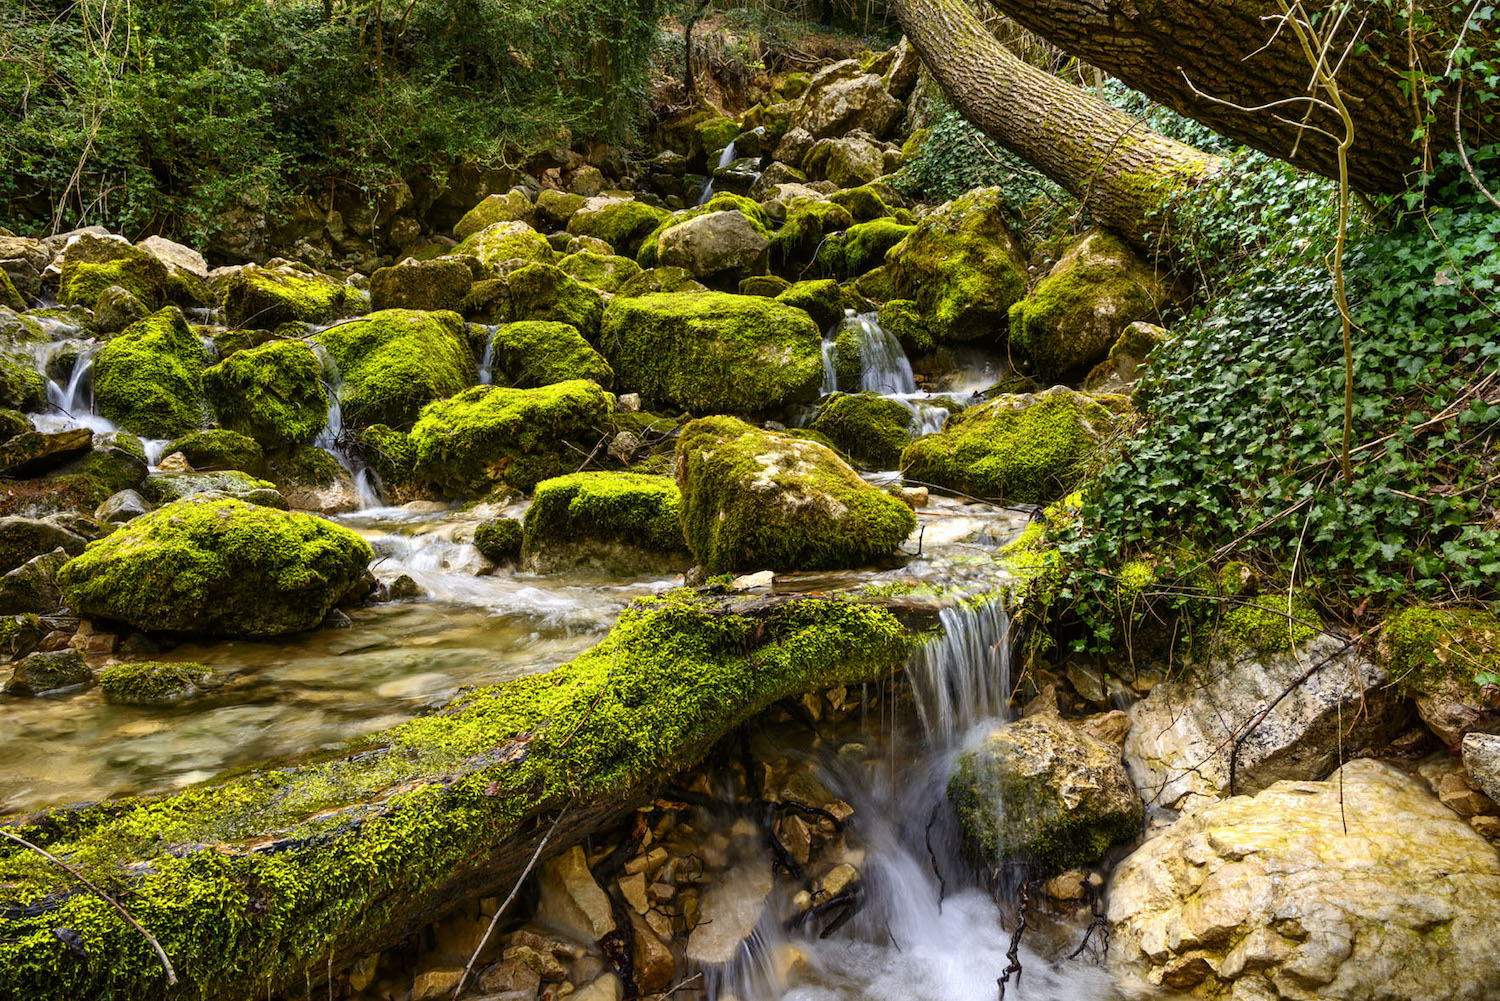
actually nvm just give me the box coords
[95,284,151,334]
[615,267,708,299]
[559,252,643,294]
[487,321,613,390]
[264,446,358,515]
[58,243,168,311]
[674,416,915,573]
[455,221,555,271]
[809,393,915,468]
[369,258,475,313]
[600,293,823,414]
[771,199,854,274]
[92,307,206,438]
[522,472,689,574]
[948,713,1142,872]
[566,200,672,257]
[163,429,265,475]
[655,212,771,285]
[100,660,217,706]
[4,648,90,696]
[1383,607,1500,745]
[204,338,328,449]
[454,191,534,239]
[886,187,1028,344]
[820,219,913,278]
[508,263,605,340]
[1083,320,1166,392]
[0,351,47,411]
[315,310,476,430]
[535,189,589,229]
[473,517,523,563]
[0,433,150,517]
[221,264,362,329]
[1009,230,1165,382]
[901,387,1122,504]
[828,185,894,222]
[410,380,615,497]
[142,470,284,507]
[56,496,373,637]
[356,424,417,493]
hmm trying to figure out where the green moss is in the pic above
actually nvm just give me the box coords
[92,307,206,438]
[522,471,689,573]
[854,265,898,304]
[507,263,605,340]
[368,259,474,313]
[222,265,361,329]
[771,199,854,274]
[566,200,672,257]
[487,320,613,389]
[1219,595,1321,653]
[876,299,934,353]
[203,339,328,449]
[536,189,588,228]
[99,660,215,706]
[776,279,844,331]
[841,219,914,277]
[58,254,167,311]
[634,194,771,269]
[0,351,48,411]
[164,429,265,474]
[409,379,615,497]
[1383,607,1500,695]
[455,221,555,271]
[615,266,708,298]
[828,185,892,222]
[473,517,523,563]
[885,187,1027,344]
[0,591,906,1000]
[56,496,372,637]
[900,388,1119,504]
[676,416,916,573]
[315,309,476,430]
[599,292,823,414]
[558,252,643,294]
[453,191,533,240]
[809,393,915,468]
[0,270,24,311]
[355,424,416,491]
[740,275,792,297]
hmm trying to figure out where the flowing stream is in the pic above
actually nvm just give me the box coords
[698,141,740,206]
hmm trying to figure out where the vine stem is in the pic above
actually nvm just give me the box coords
[0,829,177,985]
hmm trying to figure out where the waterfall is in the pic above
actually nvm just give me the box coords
[477,326,497,386]
[907,596,1012,746]
[821,312,918,396]
[697,141,739,207]
[29,342,119,436]
[310,341,384,510]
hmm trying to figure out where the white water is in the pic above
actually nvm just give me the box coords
[477,325,497,385]
[697,141,740,206]
[815,312,955,453]
[310,341,385,509]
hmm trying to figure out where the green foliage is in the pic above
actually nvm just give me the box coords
[0,0,660,243]
[892,108,1068,212]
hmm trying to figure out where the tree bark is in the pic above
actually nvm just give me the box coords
[889,0,1223,249]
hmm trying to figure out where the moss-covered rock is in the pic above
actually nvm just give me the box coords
[600,293,823,414]
[1009,230,1165,382]
[56,496,373,637]
[410,380,615,497]
[828,185,893,222]
[141,470,284,507]
[487,321,613,390]
[740,275,792,297]
[0,351,47,412]
[654,212,771,285]
[94,284,151,334]
[204,338,328,449]
[221,264,362,329]
[825,219,913,277]
[99,660,217,705]
[809,392,915,468]
[4,648,90,696]
[535,189,588,229]
[886,187,1027,344]
[522,472,689,574]
[875,298,932,353]
[58,246,168,311]
[453,191,534,239]
[356,424,417,493]
[455,221,555,271]
[615,267,708,298]
[368,258,475,313]
[263,446,357,514]
[675,416,914,573]
[92,307,206,438]
[507,263,605,340]
[1082,320,1166,392]
[0,270,25,311]
[558,252,643,294]
[315,309,476,430]
[566,200,672,257]
[771,198,854,274]
[1383,607,1500,745]
[473,517,523,563]
[163,429,265,474]
[0,433,150,517]
[948,713,1142,872]
[900,387,1122,504]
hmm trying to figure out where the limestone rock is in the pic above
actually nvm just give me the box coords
[795,63,902,140]
[949,713,1142,871]
[137,235,209,279]
[96,489,151,524]
[94,284,150,334]
[0,517,89,573]
[1107,760,1500,1001]
[686,861,774,965]
[1123,634,1409,818]
[534,846,615,944]
[0,429,93,478]
[0,548,68,614]
[656,212,769,282]
[627,910,675,993]
[1462,733,1500,803]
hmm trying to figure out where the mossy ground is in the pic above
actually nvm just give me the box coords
[487,321,613,390]
[315,310,476,430]
[1384,607,1500,698]
[600,292,823,415]
[675,416,915,574]
[0,592,908,1001]
[204,338,328,449]
[92,307,206,438]
[522,471,688,572]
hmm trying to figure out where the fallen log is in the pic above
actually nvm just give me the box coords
[0,591,914,999]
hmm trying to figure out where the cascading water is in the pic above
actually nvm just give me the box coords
[814,312,955,459]
[29,342,118,436]
[697,141,739,206]
[477,325,498,385]
[310,340,384,509]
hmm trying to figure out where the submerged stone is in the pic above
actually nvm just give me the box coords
[99,660,217,706]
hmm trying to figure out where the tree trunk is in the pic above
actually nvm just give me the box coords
[889,0,1223,249]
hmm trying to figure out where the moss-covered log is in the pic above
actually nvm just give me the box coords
[0,592,912,1000]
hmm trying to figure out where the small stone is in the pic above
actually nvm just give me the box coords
[778,814,812,866]
[157,451,193,472]
[411,965,464,1001]
[1470,815,1500,838]
[647,881,674,905]
[731,570,775,590]
[387,573,423,600]
[570,973,622,1001]
[479,957,542,997]
[899,486,929,508]
[607,431,640,464]
[1042,870,1088,901]
[39,629,70,652]
[1077,709,1132,748]
[820,863,858,898]
[1439,771,1496,816]
[628,911,675,992]
[618,872,649,914]
[84,633,118,655]
[96,489,152,523]
[617,393,642,413]
[624,846,668,877]
[824,799,854,822]
[568,955,605,987]
[4,648,90,696]
[644,909,674,941]
[348,954,379,993]
[535,846,617,943]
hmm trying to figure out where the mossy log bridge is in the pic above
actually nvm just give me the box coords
[0,591,926,1000]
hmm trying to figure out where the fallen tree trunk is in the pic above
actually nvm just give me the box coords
[0,593,914,1000]
[888,0,1224,249]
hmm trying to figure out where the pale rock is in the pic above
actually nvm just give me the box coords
[535,846,616,943]
[656,211,769,280]
[778,814,812,866]
[820,863,858,897]
[158,451,193,472]
[644,908,674,941]
[1078,710,1131,748]
[569,973,622,1001]
[1108,759,1500,1000]
[479,956,542,997]
[1462,732,1500,802]
[607,431,640,464]
[618,872,649,915]
[794,63,902,140]
[616,393,642,414]
[504,942,568,979]
[411,965,464,1001]
[138,235,209,278]
[899,486,929,508]
[623,846,667,877]
[1124,634,1407,818]
[731,570,775,590]
[1042,870,1089,901]
[686,861,774,965]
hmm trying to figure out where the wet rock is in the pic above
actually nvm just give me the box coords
[521,472,689,575]
[0,517,89,572]
[5,648,90,695]
[263,446,357,514]
[1123,633,1408,818]
[949,713,1142,871]
[534,845,615,944]
[315,308,476,430]
[627,911,674,993]
[220,262,362,329]
[92,307,206,438]
[157,452,193,472]
[484,320,612,390]
[1462,733,1500,802]
[0,548,68,614]
[411,965,464,1001]
[1107,760,1500,1001]
[1438,769,1496,815]
[686,861,774,965]
[99,660,216,705]
[478,956,541,997]
[570,973,622,1001]
[0,428,94,478]
[204,339,328,450]
[804,136,885,188]
[1077,710,1131,748]
[164,429,266,475]
[141,470,284,507]
[455,191,536,240]
[386,573,423,600]
[96,489,151,523]
[94,284,150,334]
[56,495,374,638]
